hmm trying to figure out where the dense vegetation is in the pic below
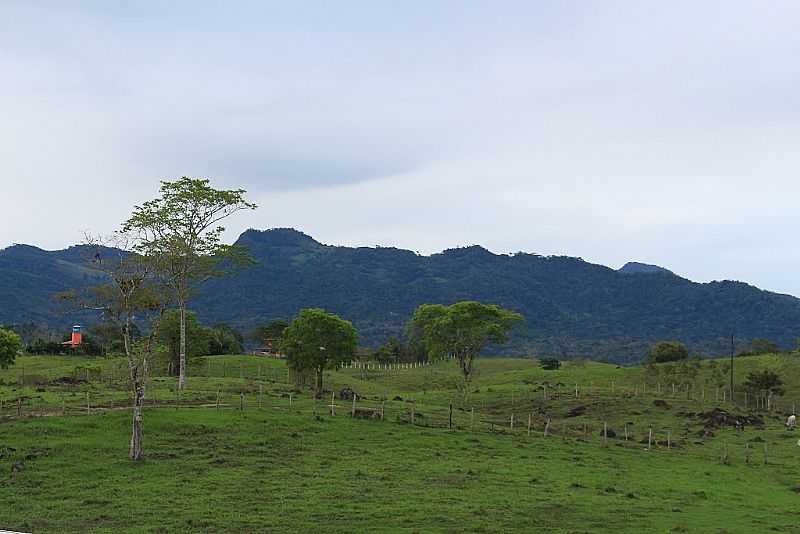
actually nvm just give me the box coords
[4,228,800,362]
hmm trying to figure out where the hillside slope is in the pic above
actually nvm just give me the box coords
[3,228,800,362]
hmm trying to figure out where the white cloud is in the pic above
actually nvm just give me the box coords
[1,1,800,295]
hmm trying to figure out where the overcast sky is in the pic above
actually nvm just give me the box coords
[2,1,800,295]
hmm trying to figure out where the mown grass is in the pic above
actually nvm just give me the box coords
[2,353,800,532]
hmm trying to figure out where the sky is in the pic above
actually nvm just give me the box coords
[2,1,800,295]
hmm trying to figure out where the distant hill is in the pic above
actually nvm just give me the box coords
[618,262,674,276]
[2,228,800,363]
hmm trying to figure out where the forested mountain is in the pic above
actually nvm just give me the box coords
[2,228,799,363]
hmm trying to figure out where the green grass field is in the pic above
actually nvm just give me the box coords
[2,354,799,532]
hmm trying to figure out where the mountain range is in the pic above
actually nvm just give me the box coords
[2,228,799,363]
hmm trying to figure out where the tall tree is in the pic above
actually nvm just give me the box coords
[81,234,166,460]
[0,326,22,369]
[122,177,256,389]
[409,301,523,402]
[282,309,358,398]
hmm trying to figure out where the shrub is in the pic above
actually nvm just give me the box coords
[540,358,561,370]
[647,341,689,364]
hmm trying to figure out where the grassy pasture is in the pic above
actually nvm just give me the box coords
[2,353,800,532]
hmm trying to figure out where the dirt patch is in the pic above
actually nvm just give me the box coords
[598,427,617,438]
[566,405,587,418]
[353,408,382,420]
[700,408,763,429]
[338,387,360,401]
[51,376,87,386]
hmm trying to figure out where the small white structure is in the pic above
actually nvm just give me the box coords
[786,414,796,429]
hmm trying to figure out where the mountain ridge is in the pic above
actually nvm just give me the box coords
[2,227,798,363]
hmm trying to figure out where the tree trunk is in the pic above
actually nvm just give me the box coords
[178,303,187,390]
[130,384,145,460]
[315,367,324,399]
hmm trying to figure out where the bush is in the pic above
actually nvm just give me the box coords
[540,358,561,370]
[647,341,689,364]
[0,327,22,369]
[742,369,785,396]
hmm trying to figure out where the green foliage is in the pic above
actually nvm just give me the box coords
[738,338,781,357]
[742,369,785,396]
[539,358,561,370]
[282,308,358,396]
[647,341,689,364]
[208,323,244,355]
[409,301,523,400]
[7,228,800,363]
[122,177,256,387]
[374,337,404,363]
[122,177,257,290]
[0,326,22,369]
[157,310,213,370]
[26,338,65,355]
[251,319,289,351]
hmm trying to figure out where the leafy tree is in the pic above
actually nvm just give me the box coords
[374,336,403,363]
[282,309,358,398]
[0,327,22,369]
[252,319,289,352]
[646,341,689,364]
[209,323,244,355]
[539,357,561,370]
[123,177,256,389]
[158,309,213,371]
[409,301,523,402]
[742,369,785,396]
[89,321,136,355]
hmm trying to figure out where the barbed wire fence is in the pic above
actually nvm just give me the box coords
[2,357,797,469]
